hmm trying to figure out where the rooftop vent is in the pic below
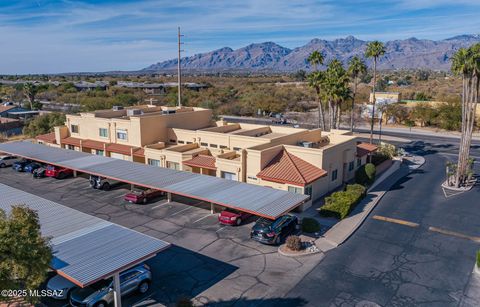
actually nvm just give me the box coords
[127,109,143,116]
[112,105,124,111]
[299,141,314,148]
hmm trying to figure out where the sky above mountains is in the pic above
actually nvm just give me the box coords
[1,0,480,74]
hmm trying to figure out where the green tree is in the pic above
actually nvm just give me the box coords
[451,44,480,187]
[365,41,386,143]
[23,112,66,137]
[323,59,350,129]
[0,206,52,304]
[348,56,367,132]
[411,104,437,127]
[23,83,38,110]
[307,50,326,129]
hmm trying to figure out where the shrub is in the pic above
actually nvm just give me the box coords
[319,184,366,219]
[355,163,376,186]
[302,218,321,233]
[477,250,480,268]
[378,142,397,159]
[286,235,302,251]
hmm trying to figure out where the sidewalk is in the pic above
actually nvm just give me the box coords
[313,155,425,252]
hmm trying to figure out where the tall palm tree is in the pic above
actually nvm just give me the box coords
[307,51,325,129]
[324,59,350,130]
[347,56,367,132]
[23,83,37,110]
[451,44,480,187]
[365,41,386,144]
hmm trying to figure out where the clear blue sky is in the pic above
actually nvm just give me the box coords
[1,0,479,74]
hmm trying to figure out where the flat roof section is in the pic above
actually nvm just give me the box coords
[0,183,170,287]
[0,141,309,219]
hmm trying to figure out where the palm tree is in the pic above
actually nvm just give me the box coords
[324,59,350,130]
[365,41,386,144]
[451,44,480,188]
[307,51,326,129]
[23,83,37,110]
[348,56,367,132]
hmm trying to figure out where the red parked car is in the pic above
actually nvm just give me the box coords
[45,165,73,179]
[124,189,164,204]
[218,209,252,226]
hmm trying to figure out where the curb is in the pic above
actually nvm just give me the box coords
[278,244,322,258]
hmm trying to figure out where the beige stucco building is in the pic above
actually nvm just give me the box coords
[37,105,376,209]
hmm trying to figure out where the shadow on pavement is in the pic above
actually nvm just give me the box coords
[204,296,308,307]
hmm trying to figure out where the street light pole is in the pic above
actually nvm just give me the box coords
[177,27,184,108]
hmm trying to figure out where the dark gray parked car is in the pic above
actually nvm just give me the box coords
[69,264,151,307]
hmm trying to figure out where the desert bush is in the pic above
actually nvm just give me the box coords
[319,184,366,219]
[301,218,321,233]
[378,142,397,159]
[477,250,480,268]
[286,235,302,251]
[355,163,376,186]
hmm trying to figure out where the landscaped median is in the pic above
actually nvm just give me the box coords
[318,184,367,220]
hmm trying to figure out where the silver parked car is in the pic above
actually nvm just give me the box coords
[46,274,77,300]
[89,175,122,191]
[0,155,18,168]
[70,264,152,307]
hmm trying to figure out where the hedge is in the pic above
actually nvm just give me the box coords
[319,184,366,220]
[355,163,376,186]
[477,250,480,268]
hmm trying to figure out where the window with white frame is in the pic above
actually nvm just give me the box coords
[95,149,104,156]
[70,124,79,133]
[116,129,128,140]
[288,186,303,194]
[166,161,180,170]
[331,169,338,181]
[148,159,161,167]
[99,128,108,138]
[304,185,313,198]
[221,171,237,181]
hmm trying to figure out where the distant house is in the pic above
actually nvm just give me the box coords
[73,81,108,91]
[369,92,401,104]
[115,81,209,96]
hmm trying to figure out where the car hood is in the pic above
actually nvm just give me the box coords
[71,286,104,302]
[47,275,76,290]
[220,211,239,218]
[124,193,141,199]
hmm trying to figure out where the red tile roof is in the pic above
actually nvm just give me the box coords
[257,149,327,187]
[82,139,106,151]
[61,137,82,147]
[107,143,139,156]
[357,142,378,157]
[36,132,56,144]
[183,154,217,170]
[133,148,145,157]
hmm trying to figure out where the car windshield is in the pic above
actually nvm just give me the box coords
[130,190,145,195]
[90,278,112,291]
[255,218,273,228]
[46,165,56,170]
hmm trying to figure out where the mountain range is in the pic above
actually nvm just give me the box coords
[142,34,480,72]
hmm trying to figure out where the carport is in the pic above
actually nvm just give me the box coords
[0,141,309,219]
[0,183,171,307]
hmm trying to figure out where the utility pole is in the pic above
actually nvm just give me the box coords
[177,27,184,108]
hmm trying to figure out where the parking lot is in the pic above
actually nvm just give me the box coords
[0,167,323,306]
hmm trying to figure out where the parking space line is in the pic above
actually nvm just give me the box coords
[372,215,419,228]
[169,205,195,217]
[151,201,168,209]
[428,226,480,242]
[216,226,226,233]
[193,214,214,224]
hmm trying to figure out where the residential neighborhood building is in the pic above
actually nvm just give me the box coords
[36,105,377,208]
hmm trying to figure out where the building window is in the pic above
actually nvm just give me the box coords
[66,145,75,150]
[95,149,104,156]
[357,158,362,167]
[178,140,184,144]
[210,144,218,148]
[186,141,192,144]
[167,161,180,170]
[148,159,161,167]
[233,147,241,151]
[169,139,177,144]
[221,171,237,181]
[71,124,79,134]
[331,169,338,181]
[200,142,208,147]
[348,161,354,171]
[304,185,313,198]
[99,128,108,138]
[220,145,228,149]
[116,129,128,140]
[288,186,303,194]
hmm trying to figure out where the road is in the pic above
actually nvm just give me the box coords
[278,136,480,306]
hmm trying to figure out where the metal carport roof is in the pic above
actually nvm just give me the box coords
[0,183,171,287]
[0,141,309,219]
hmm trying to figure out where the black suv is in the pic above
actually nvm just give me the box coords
[250,214,298,245]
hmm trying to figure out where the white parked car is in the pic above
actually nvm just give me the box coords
[89,175,122,190]
[0,155,19,168]
[46,274,77,300]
